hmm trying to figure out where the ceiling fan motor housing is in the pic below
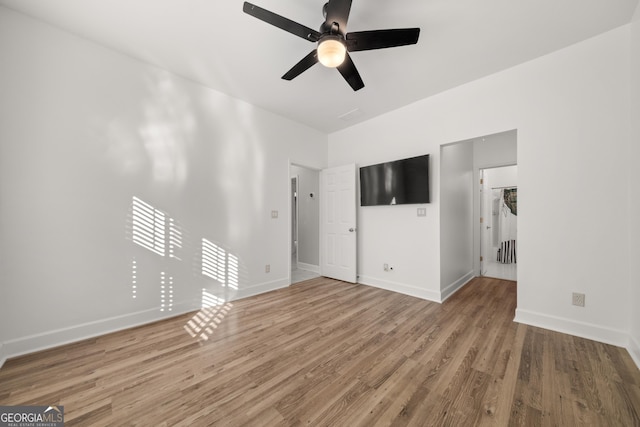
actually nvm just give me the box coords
[243,0,420,91]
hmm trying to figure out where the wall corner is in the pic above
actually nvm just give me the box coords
[629,334,640,371]
[0,342,6,370]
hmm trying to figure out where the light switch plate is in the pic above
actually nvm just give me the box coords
[417,207,427,217]
[271,210,278,219]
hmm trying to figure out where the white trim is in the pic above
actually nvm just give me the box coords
[1,301,196,363]
[0,278,290,368]
[292,174,299,270]
[358,275,441,302]
[0,342,6,370]
[629,335,640,370]
[441,271,475,302]
[233,277,290,300]
[514,308,629,347]
[296,262,320,273]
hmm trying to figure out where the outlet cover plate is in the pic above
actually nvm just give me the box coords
[572,292,585,307]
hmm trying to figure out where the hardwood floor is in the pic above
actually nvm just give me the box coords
[1,277,639,426]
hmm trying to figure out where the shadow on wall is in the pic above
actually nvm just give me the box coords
[94,69,271,343]
[97,68,268,274]
[96,70,195,187]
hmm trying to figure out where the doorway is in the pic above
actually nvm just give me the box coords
[290,164,321,284]
[291,176,298,270]
[480,165,517,281]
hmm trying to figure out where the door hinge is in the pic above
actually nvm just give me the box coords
[480,178,484,185]
[480,256,484,262]
[480,217,484,224]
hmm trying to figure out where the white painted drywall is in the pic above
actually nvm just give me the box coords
[348,147,441,301]
[0,7,327,359]
[329,25,632,345]
[440,141,474,298]
[473,131,518,170]
[438,132,518,296]
[629,3,640,366]
[484,166,518,189]
[290,165,319,268]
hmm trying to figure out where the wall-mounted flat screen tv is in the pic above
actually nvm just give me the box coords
[359,154,430,206]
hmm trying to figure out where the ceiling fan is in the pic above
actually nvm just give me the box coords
[243,0,420,91]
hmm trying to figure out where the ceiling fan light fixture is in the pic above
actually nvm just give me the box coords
[317,37,346,68]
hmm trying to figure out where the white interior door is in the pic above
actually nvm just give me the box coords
[320,164,357,283]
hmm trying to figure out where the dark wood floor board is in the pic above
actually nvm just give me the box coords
[1,276,639,426]
[478,321,527,427]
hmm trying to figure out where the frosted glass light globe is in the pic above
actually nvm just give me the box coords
[317,39,346,68]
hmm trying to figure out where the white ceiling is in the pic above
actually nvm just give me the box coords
[1,0,638,133]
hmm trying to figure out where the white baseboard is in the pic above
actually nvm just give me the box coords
[0,278,290,369]
[441,271,475,302]
[296,262,320,273]
[0,342,6,370]
[629,335,640,370]
[358,275,441,302]
[1,301,196,364]
[514,308,629,348]
[234,277,290,300]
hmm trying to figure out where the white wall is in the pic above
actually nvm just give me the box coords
[337,148,441,301]
[329,25,631,346]
[0,7,327,363]
[440,141,474,299]
[438,131,518,296]
[1,4,637,370]
[629,3,640,366]
[290,165,320,269]
[484,166,518,189]
[473,131,518,170]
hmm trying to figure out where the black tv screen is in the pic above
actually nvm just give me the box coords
[359,154,430,206]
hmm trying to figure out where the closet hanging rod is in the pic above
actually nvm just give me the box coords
[491,186,517,190]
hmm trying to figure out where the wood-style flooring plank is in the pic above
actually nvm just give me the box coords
[1,276,639,426]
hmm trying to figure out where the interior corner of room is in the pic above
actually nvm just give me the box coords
[0,0,639,385]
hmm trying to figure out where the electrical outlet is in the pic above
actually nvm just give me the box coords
[265,264,270,273]
[271,210,278,219]
[572,292,585,307]
[384,263,389,271]
[417,207,427,217]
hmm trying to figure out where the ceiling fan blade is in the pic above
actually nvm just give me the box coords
[324,0,353,35]
[346,28,420,52]
[337,52,364,91]
[282,50,319,81]
[243,2,321,42]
